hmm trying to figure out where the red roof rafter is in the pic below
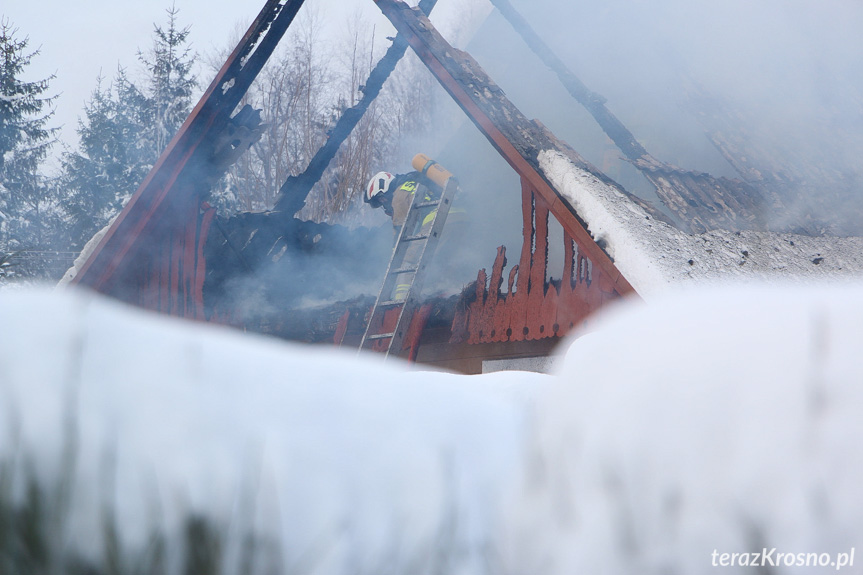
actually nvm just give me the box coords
[372,0,635,297]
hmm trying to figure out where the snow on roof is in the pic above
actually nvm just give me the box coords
[539,149,863,298]
[57,216,115,286]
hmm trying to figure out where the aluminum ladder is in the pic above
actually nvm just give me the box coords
[359,177,458,358]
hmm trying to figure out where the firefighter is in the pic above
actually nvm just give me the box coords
[364,170,439,240]
[364,168,442,301]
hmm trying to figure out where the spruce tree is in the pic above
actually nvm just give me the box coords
[0,18,59,272]
[139,4,197,157]
[62,72,152,247]
[61,6,197,250]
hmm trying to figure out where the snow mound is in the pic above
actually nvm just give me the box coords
[0,288,547,573]
[539,149,863,297]
[511,282,863,574]
[4,283,863,573]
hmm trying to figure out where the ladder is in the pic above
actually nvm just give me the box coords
[359,177,458,358]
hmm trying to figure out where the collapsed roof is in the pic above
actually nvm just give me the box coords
[374,0,863,300]
[62,0,863,366]
[542,148,863,298]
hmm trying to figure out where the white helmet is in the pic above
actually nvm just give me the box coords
[365,171,395,207]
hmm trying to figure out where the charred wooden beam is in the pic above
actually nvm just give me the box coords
[273,0,439,219]
[680,83,850,236]
[374,0,636,296]
[213,0,442,302]
[631,155,771,234]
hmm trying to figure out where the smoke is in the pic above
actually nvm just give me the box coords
[206,0,863,331]
[211,0,578,316]
[204,214,393,330]
[450,0,863,235]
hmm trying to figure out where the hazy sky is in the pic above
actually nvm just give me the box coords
[6,0,860,200]
[3,0,487,164]
[2,0,402,160]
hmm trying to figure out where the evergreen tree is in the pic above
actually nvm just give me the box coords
[138,4,197,157]
[62,72,152,247]
[0,18,59,271]
[61,6,197,249]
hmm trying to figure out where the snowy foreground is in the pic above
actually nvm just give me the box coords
[2,285,862,574]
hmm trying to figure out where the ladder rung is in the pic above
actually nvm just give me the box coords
[402,234,429,242]
[413,201,440,209]
[390,266,418,275]
[379,300,405,308]
[367,332,395,341]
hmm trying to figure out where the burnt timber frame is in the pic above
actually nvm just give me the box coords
[450,177,620,345]
[273,0,439,219]
[66,0,639,370]
[68,0,432,319]
[373,0,636,302]
[367,0,642,363]
[70,0,308,312]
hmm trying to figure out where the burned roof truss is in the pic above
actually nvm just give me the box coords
[69,0,672,368]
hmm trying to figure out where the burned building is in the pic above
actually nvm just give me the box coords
[64,0,863,374]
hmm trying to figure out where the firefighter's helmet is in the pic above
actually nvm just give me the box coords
[365,171,395,208]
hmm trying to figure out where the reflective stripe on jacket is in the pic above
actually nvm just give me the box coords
[391,177,436,235]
